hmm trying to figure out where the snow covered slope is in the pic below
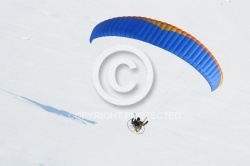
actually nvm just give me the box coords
[0,0,250,165]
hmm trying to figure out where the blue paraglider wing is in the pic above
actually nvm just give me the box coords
[90,16,223,91]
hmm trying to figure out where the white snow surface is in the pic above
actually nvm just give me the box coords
[0,0,250,165]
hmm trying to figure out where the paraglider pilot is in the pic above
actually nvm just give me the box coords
[132,117,148,132]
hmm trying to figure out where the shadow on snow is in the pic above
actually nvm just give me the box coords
[1,89,96,125]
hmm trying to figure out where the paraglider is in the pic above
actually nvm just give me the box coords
[127,113,148,134]
[90,16,223,91]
